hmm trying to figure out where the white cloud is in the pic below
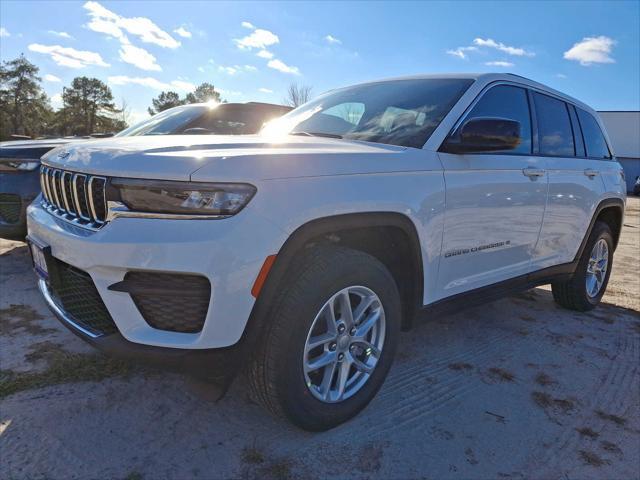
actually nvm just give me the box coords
[171,80,196,91]
[325,34,341,45]
[0,27,10,37]
[44,74,62,82]
[218,88,242,96]
[259,87,273,93]
[197,66,205,73]
[267,58,300,75]
[218,65,239,75]
[108,75,195,92]
[563,36,616,66]
[485,60,514,67]
[256,49,274,59]
[234,28,279,50]
[50,93,63,109]
[28,43,110,68]
[473,38,534,57]
[556,73,568,79]
[48,30,73,39]
[217,64,257,75]
[119,44,161,71]
[83,1,180,49]
[241,21,255,29]
[174,26,192,38]
[446,46,478,60]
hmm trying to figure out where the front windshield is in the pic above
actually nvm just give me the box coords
[116,104,277,137]
[116,106,209,137]
[261,78,474,148]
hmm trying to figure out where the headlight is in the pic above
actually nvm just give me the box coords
[2,159,40,171]
[110,179,257,216]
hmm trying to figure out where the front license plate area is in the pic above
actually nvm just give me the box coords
[29,241,49,280]
[26,237,60,287]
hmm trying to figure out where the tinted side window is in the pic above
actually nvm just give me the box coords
[576,108,611,159]
[464,85,532,154]
[533,93,574,156]
[568,105,586,157]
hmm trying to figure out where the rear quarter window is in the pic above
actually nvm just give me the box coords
[576,108,612,159]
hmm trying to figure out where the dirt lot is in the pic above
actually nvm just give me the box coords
[1,198,639,480]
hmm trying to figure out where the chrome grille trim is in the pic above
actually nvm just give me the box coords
[73,174,90,220]
[51,170,63,211]
[39,166,50,202]
[59,171,72,212]
[39,165,108,231]
[87,176,107,224]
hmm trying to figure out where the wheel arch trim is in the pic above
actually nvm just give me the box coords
[243,212,425,346]
[575,197,625,261]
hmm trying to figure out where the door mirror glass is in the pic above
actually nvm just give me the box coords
[443,117,521,153]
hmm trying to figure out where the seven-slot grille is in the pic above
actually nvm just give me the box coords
[40,165,107,229]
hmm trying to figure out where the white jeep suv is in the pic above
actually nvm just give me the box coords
[27,74,626,430]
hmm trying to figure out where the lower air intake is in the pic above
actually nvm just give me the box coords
[116,272,211,334]
[49,260,118,336]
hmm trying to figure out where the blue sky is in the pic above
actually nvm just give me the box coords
[1,1,638,124]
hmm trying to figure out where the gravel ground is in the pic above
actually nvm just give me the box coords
[1,197,639,480]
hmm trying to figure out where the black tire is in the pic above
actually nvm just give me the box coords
[247,245,401,431]
[552,221,614,311]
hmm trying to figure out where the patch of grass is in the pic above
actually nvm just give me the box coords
[24,341,65,364]
[534,372,557,387]
[595,409,627,426]
[576,427,599,439]
[0,350,133,398]
[124,472,143,480]
[553,397,576,413]
[356,442,384,473]
[531,391,576,414]
[579,450,609,467]
[600,441,622,455]
[0,304,55,336]
[532,391,553,409]
[242,446,265,465]
[488,367,515,382]
[448,362,473,371]
[260,459,292,480]
[519,314,536,323]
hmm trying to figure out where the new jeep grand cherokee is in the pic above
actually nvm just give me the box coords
[27,74,626,430]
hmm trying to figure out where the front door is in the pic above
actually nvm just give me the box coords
[435,84,547,300]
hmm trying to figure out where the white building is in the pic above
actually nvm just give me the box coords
[599,111,640,193]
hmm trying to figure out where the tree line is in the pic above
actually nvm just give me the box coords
[0,54,224,141]
[1,54,313,141]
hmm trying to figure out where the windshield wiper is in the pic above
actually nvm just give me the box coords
[291,131,343,139]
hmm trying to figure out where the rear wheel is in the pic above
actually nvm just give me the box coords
[552,221,614,311]
[248,245,401,431]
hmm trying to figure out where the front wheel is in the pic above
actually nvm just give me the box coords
[552,221,614,311]
[248,245,401,431]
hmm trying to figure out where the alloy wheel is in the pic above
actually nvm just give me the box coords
[303,286,386,403]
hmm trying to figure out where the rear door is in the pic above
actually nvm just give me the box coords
[435,84,548,300]
[531,95,606,269]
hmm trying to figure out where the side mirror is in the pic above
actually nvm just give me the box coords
[442,117,521,154]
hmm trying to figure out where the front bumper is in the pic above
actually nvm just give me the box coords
[27,199,287,349]
[39,278,241,382]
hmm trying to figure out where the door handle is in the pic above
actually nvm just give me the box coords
[584,169,600,178]
[522,167,546,178]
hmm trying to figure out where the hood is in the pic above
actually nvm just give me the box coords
[0,137,92,160]
[41,134,414,182]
